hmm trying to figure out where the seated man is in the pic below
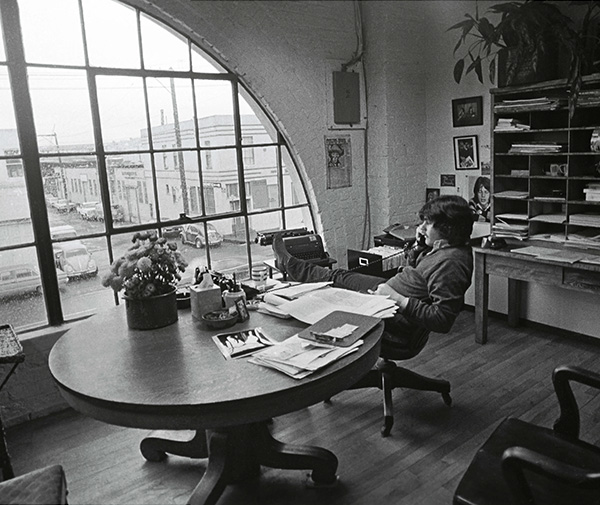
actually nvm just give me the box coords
[272,195,474,348]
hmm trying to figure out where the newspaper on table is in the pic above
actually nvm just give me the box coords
[248,334,363,379]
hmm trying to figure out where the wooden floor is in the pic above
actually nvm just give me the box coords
[7,311,600,505]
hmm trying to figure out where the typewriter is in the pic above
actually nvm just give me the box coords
[255,229,332,268]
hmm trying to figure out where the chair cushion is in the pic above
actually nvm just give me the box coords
[0,465,67,505]
[454,417,600,505]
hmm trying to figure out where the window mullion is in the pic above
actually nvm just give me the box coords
[1,0,63,324]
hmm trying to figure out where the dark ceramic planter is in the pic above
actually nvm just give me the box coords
[123,287,178,330]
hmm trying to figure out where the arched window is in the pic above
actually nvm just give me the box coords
[0,0,314,330]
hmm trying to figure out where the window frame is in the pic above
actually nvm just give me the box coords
[0,0,315,328]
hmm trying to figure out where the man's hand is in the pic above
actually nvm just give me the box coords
[369,283,409,310]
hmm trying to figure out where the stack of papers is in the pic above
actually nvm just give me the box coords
[249,335,363,379]
[271,286,397,325]
[494,97,566,113]
[495,118,530,131]
[509,142,564,154]
[494,190,528,199]
[493,216,529,240]
[569,213,600,227]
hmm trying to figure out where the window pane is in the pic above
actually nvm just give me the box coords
[0,174,32,247]
[282,147,308,205]
[82,0,140,69]
[0,21,5,61]
[285,206,314,231]
[97,76,146,150]
[0,248,49,330]
[205,217,249,278]
[147,78,196,148]
[29,68,95,147]
[195,80,235,147]
[154,151,201,219]
[0,68,19,153]
[59,236,112,319]
[106,153,155,226]
[141,14,189,71]
[239,91,277,143]
[246,146,279,211]
[249,212,283,273]
[19,0,85,66]
[191,44,225,73]
[201,147,239,216]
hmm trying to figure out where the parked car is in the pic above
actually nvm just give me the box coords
[53,241,98,279]
[52,199,77,212]
[77,201,99,220]
[0,264,67,299]
[92,203,125,222]
[50,225,78,241]
[180,223,223,248]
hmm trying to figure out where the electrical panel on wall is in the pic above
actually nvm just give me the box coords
[326,59,367,130]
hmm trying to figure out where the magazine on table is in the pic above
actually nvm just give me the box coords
[212,327,275,360]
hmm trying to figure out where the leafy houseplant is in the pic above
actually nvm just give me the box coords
[102,231,188,329]
[449,1,600,115]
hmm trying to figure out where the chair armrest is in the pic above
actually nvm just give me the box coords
[552,365,600,438]
[502,446,600,505]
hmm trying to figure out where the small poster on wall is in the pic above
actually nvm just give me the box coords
[440,174,456,187]
[453,135,479,170]
[325,135,352,189]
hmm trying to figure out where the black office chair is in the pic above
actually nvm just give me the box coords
[453,365,600,505]
[348,327,452,437]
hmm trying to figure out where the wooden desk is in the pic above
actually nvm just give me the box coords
[49,306,382,504]
[474,246,600,344]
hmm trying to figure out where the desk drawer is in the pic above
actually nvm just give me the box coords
[563,268,600,293]
[486,255,560,285]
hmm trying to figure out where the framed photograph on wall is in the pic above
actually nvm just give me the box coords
[426,187,440,203]
[452,96,483,127]
[440,174,456,187]
[453,135,479,170]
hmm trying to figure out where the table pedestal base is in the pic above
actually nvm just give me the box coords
[140,421,338,505]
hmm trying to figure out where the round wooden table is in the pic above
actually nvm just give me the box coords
[49,305,382,505]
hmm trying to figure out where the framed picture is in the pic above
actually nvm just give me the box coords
[452,96,483,127]
[235,298,250,322]
[426,187,440,203]
[454,135,479,170]
[440,174,456,187]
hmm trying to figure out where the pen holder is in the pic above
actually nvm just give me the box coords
[190,284,223,321]
[223,289,246,309]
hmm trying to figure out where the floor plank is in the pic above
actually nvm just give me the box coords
[6,311,600,504]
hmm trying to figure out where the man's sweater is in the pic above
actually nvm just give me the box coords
[385,242,473,335]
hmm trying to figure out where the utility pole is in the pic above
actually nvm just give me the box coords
[170,77,189,214]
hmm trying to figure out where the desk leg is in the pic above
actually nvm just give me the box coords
[507,278,521,327]
[187,421,338,505]
[474,252,488,345]
[140,430,208,462]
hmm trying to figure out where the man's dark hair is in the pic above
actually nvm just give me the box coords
[418,195,473,245]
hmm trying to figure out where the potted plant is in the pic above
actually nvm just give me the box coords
[102,231,188,330]
[449,1,600,115]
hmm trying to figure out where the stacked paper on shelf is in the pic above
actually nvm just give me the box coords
[578,89,600,107]
[496,213,528,221]
[529,214,566,224]
[584,182,600,201]
[508,142,564,154]
[492,218,528,240]
[567,227,600,246]
[494,190,528,199]
[248,335,363,379]
[494,97,566,113]
[569,213,600,227]
[494,118,530,131]
[510,169,529,176]
[264,286,397,325]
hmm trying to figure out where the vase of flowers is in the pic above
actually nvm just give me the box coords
[102,231,188,330]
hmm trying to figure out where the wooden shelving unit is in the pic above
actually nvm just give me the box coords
[491,76,600,248]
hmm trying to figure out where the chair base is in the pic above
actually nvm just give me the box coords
[350,359,452,437]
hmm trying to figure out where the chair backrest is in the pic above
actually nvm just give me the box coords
[381,326,431,361]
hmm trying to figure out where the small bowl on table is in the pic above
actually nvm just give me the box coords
[202,309,239,330]
[176,287,191,309]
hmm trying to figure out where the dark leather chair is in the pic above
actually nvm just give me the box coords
[454,365,600,505]
[349,327,452,437]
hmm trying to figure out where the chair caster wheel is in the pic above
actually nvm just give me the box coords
[442,392,452,406]
[381,417,393,437]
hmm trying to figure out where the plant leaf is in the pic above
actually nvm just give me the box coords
[477,17,495,39]
[489,59,496,84]
[453,59,465,84]
[474,58,484,83]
